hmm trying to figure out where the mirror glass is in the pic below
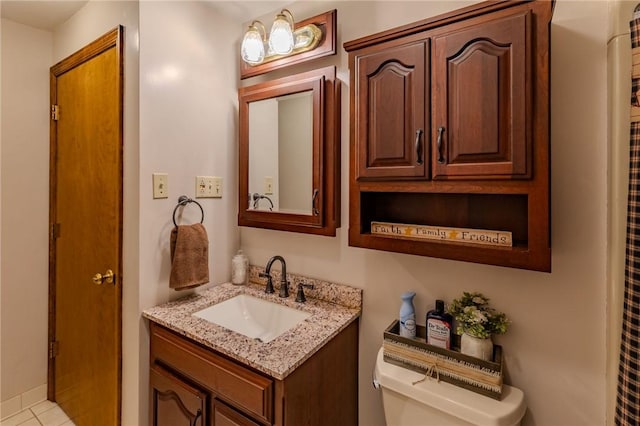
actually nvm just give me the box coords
[248,91,313,215]
[238,66,339,236]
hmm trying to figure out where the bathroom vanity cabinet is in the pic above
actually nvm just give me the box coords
[149,320,359,426]
[344,0,553,271]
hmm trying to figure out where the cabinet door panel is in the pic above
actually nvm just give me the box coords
[212,399,261,426]
[356,40,429,179]
[433,10,531,179]
[150,365,206,426]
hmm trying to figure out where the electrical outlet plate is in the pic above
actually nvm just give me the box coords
[196,176,222,198]
[152,173,168,198]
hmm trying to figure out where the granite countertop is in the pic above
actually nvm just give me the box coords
[143,272,362,380]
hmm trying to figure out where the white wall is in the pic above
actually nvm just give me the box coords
[138,1,239,424]
[137,0,238,313]
[0,18,52,403]
[240,1,610,425]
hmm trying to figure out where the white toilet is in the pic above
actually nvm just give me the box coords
[374,347,526,426]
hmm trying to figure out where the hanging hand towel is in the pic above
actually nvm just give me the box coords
[169,223,209,290]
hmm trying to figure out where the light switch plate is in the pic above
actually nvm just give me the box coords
[264,176,273,195]
[152,173,168,199]
[211,177,223,198]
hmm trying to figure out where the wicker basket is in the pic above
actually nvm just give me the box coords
[383,320,504,400]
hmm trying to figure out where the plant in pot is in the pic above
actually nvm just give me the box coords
[447,292,510,361]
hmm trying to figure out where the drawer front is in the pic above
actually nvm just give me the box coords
[213,399,261,426]
[150,323,273,423]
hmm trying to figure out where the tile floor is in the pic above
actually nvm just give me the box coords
[0,400,74,426]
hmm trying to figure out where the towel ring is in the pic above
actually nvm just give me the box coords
[172,195,204,227]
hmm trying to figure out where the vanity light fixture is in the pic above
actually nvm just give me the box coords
[241,21,267,65]
[268,9,295,54]
[240,9,323,66]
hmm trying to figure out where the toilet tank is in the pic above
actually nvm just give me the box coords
[374,347,526,426]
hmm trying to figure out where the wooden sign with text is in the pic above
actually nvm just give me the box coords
[371,221,512,247]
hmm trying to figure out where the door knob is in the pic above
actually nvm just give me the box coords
[92,269,115,285]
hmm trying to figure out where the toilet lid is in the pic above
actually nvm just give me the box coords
[374,347,526,426]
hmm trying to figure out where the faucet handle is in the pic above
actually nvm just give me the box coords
[295,282,315,303]
[258,272,275,294]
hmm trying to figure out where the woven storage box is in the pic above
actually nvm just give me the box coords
[383,320,504,400]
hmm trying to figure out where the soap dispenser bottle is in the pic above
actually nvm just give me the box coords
[231,249,249,285]
[399,291,417,339]
[426,299,453,349]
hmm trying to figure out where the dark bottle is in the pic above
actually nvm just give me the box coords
[426,300,453,349]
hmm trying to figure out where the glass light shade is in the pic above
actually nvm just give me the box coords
[241,27,265,65]
[269,15,294,54]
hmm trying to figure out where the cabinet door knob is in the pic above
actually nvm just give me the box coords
[415,129,424,165]
[436,126,445,164]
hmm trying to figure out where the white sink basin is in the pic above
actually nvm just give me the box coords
[192,294,311,343]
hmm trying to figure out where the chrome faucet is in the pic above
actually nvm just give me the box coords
[260,255,289,298]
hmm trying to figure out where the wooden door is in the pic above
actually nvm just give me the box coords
[150,365,207,426]
[354,40,429,180]
[48,27,123,425]
[432,10,531,179]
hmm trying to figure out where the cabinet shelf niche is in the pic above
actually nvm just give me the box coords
[360,192,528,246]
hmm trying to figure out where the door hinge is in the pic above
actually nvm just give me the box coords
[49,341,59,359]
[51,223,61,240]
[51,104,59,121]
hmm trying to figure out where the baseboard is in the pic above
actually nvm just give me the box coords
[0,383,47,420]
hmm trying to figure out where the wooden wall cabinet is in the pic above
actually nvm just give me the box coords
[149,321,358,426]
[344,0,553,271]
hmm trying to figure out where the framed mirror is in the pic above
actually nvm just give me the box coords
[238,66,340,235]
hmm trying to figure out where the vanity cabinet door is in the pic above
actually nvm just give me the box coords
[150,364,207,426]
[354,39,429,180]
[212,399,261,426]
[432,10,532,179]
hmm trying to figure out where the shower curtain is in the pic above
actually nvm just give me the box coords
[616,13,640,425]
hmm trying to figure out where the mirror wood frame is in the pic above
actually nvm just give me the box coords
[238,66,340,236]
